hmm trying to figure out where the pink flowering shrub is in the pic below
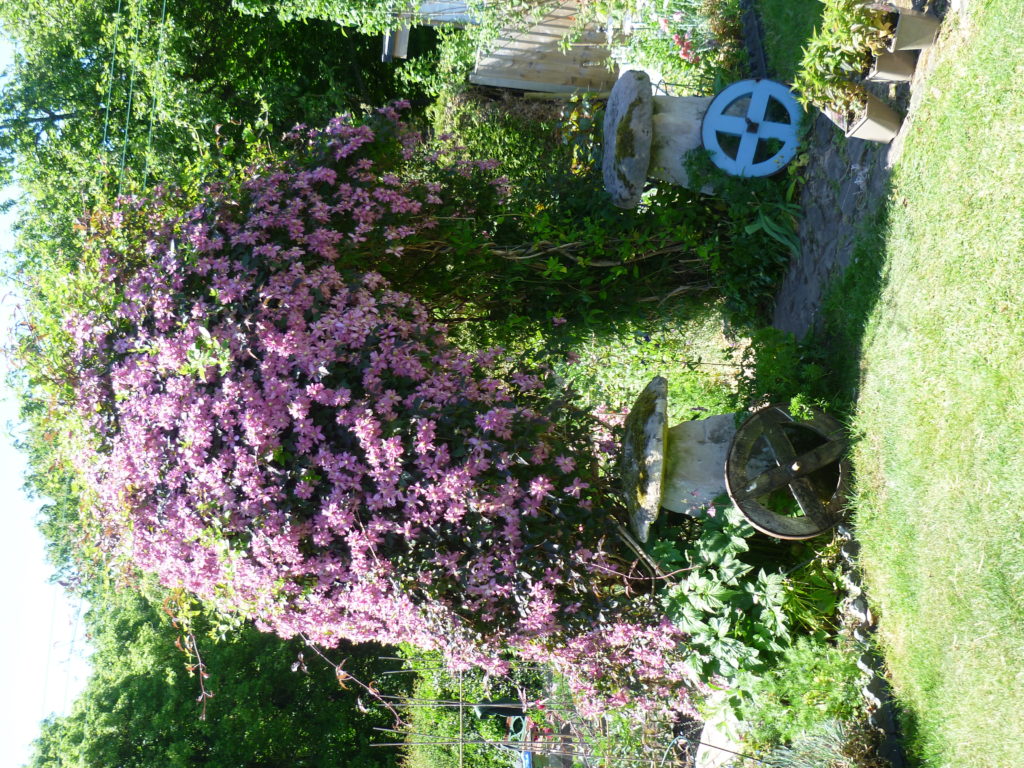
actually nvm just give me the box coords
[65,108,697,713]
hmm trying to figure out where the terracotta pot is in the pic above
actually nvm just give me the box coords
[868,50,917,82]
[845,92,903,143]
[887,8,940,51]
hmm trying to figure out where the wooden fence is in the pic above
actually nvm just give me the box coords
[469,1,618,94]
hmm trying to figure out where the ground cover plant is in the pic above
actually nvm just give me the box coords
[829,0,1024,764]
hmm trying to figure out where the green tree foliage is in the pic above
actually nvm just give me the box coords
[0,0,430,256]
[230,0,549,36]
[28,585,407,768]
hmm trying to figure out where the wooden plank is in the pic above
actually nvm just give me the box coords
[481,42,610,65]
[480,61,608,81]
[469,73,606,93]
[474,61,616,86]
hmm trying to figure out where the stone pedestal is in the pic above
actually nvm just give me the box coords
[660,413,737,515]
[622,377,772,541]
[650,95,713,190]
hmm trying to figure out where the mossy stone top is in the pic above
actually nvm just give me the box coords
[621,375,668,542]
[602,70,653,209]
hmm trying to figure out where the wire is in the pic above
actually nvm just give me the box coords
[117,0,144,197]
[658,735,685,766]
[143,0,169,183]
[101,0,125,148]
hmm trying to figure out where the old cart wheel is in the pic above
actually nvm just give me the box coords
[700,79,802,177]
[725,405,851,539]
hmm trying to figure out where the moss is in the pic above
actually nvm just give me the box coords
[612,97,647,196]
[615,97,641,162]
[621,379,666,515]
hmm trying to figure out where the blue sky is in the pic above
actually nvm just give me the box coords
[0,38,92,768]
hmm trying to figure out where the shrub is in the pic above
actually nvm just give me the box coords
[57,108,698,715]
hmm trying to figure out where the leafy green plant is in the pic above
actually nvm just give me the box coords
[658,506,796,680]
[735,637,864,749]
[396,27,477,100]
[684,151,805,324]
[552,309,742,425]
[793,0,894,117]
[420,91,734,338]
[735,327,829,409]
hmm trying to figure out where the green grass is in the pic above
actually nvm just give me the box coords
[825,1,1024,765]
[756,0,824,83]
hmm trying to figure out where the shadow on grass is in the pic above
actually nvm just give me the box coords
[814,186,893,416]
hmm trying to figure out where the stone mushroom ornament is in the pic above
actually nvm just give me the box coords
[621,378,851,542]
[602,70,712,206]
[602,72,803,208]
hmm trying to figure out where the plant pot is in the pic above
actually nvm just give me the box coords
[844,92,903,143]
[868,50,917,82]
[887,8,940,51]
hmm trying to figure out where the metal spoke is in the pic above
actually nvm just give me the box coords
[748,81,772,123]
[735,131,761,167]
[712,115,748,136]
[736,438,847,499]
[758,120,796,140]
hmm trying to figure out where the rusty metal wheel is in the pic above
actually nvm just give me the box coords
[725,404,851,540]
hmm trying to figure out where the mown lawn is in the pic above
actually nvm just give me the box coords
[756,0,823,82]
[841,1,1024,765]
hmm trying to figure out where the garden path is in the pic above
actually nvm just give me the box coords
[769,0,970,340]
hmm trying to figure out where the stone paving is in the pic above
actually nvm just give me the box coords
[769,0,968,340]
[770,111,892,340]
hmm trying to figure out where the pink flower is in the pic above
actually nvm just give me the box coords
[61,109,697,721]
[564,478,590,497]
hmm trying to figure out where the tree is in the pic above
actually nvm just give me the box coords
[0,0,433,274]
[28,585,404,768]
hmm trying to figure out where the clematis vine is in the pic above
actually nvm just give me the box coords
[65,106,699,716]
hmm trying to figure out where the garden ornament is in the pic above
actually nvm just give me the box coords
[602,73,802,208]
[700,79,803,177]
[622,378,850,542]
[620,376,770,542]
[724,404,851,540]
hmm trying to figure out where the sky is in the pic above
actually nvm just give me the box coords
[0,40,93,768]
